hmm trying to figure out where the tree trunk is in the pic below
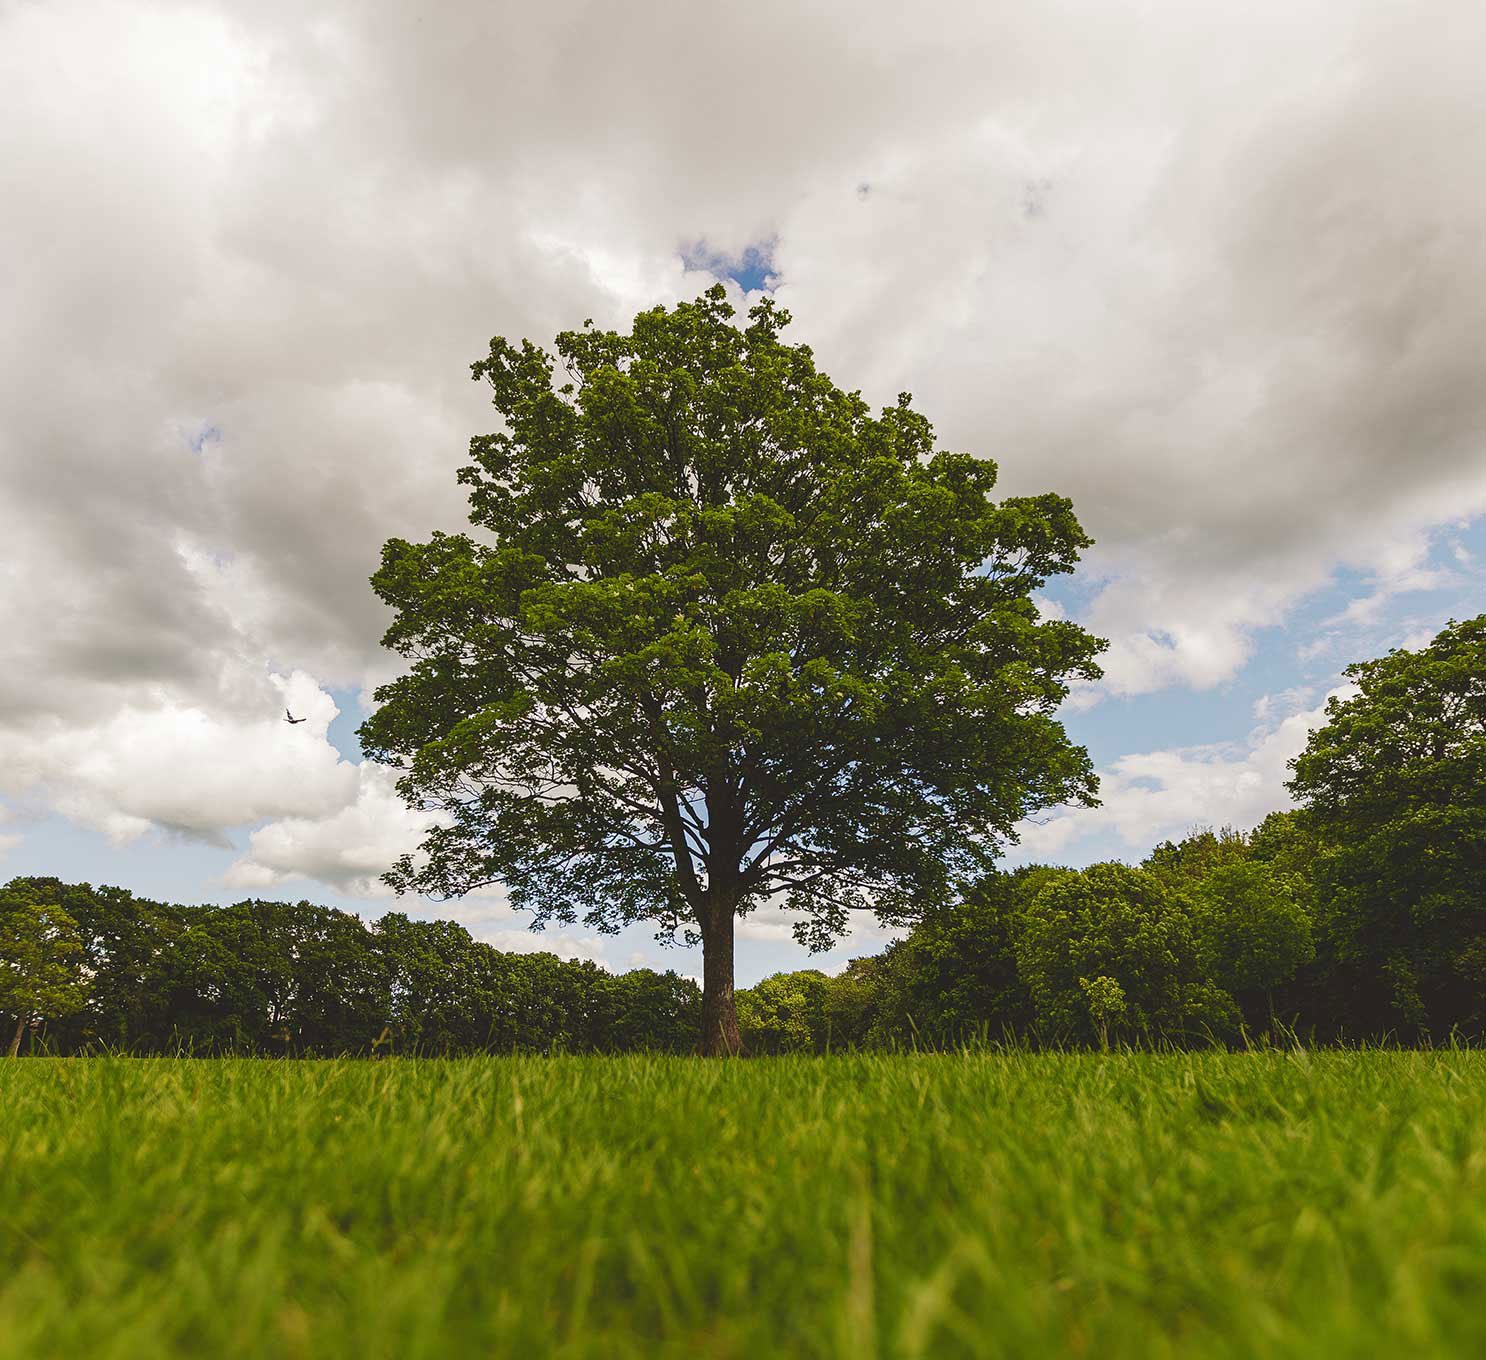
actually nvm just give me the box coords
[7,1014,25,1059]
[699,903,743,1057]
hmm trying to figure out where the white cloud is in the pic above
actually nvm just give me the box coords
[1252,685,1316,724]
[227,791,618,960]
[736,910,798,945]
[224,760,431,895]
[1323,535,1464,629]
[0,672,353,845]
[1019,688,1356,862]
[477,928,611,965]
[427,890,617,962]
[1397,626,1442,652]
[737,903,905,960]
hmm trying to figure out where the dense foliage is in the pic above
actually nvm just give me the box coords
[1288,614,1485,1036]
[734,616,1484,1051]
[361,286,1103,1052]
[0,879,699,1056]
[0,881,88,1055]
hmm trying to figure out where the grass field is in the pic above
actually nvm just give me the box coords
[2,1052,1484,1358]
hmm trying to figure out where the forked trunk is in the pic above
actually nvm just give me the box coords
[699,902,743,1057]
[7,1014,25,1059]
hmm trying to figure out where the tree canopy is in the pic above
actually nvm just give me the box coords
[0,881,88,1056]
[3,878,703,1057]
[1014,863,1239,1044]
[1288,615,1485,1035]
[360,287,1104,1052]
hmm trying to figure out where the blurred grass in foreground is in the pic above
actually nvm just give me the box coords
[2,1052,1484,1358]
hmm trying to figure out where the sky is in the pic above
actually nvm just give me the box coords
[2,0,1483,985]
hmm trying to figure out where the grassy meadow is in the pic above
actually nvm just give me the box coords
[3,1052,1485,1358]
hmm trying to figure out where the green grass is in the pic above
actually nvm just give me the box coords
[2,1052,1485,1358]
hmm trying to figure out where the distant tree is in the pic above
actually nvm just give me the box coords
[1078,975,1126,1051]
[1189,862,1313,1025]
[586,968,702,1053]
[1288,616,1485,1036]
[872,868,1050,1045]
[736,970,832,1054]
[1142,826,1252,890]
[360,287,1104,1053]
[374,913,506,1052]
[509,952,597,1051]
[1014,863,1238,1045]
[821,955,889,1048]
[1247,810,1326,883]
[159,900,388,1054]
[0,882,89,1056]
[1141,833,1316,1026]
[0,880,752,1055]
[1244,809,1344,1031]
[5,879,187,1051]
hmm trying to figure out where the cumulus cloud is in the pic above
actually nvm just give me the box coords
[407,889,618,963]
[224,760,430,894]
[3,0,1484,879]
[1019,689,1353,863]
[478,928,612,965]
[0,672,353,845]
[1323,535,1467,629]
[1252,686,1317,725]
[225,774,617,961]
[224,766,622,963]
[737,904,905,965]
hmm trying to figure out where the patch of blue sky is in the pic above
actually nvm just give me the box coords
[326,687,367,763]
[4,813,249,906]
[1053,513,1484,769]
[187,423,222,454]
[680,238,777,294]
[1060,687,1240,772]
[1293,513,1485,665]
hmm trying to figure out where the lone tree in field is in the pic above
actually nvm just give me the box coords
[361,288,1104,1054]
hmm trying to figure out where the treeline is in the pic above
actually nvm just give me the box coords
[0,878,700,1055]
[1,797,1476,1056]
[739,812,1424,1051]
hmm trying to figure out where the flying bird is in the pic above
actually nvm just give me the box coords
[284,709,306,725]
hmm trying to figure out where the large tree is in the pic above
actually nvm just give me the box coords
[1288,615,1485,1036]
[360,288,1104,1053]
